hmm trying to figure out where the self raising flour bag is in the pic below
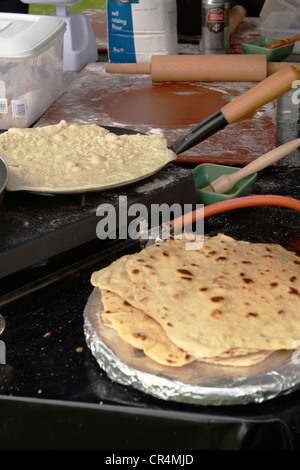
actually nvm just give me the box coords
[107,0,178,63]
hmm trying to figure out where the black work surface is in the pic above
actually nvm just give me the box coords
[0,95,300,451]
[0,163,197,280]
[1,189,300,451]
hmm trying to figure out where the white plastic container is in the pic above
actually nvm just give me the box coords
[107,0,178,63]
[260,0,300,19]
[261,12,300,54]
[21,1,98,71]
[0,13,66,129]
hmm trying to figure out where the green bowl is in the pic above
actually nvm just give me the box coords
[192,163,257,206]
[241,36,295,61]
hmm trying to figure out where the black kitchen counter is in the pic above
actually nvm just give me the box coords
[0,63,299,450]
[0,191,300,450]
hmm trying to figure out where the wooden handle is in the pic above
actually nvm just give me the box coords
[106,62,151,74]
[229,5,246,35]
[151,54,267,82]
[211,138,300,193]
[106,55,267,81]
[221,65,300,124]
[267,61,300,74]
[266,34,300,49]
[234,138,300,175]
[106,56,300,82]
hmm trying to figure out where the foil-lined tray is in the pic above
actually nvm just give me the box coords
[83,288,300,406]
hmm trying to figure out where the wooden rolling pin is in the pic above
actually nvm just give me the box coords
[228,5,246,35]
[106,54,300,82]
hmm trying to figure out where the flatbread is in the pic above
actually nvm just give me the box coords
[100,288,272,367]
[199,350,273,367]
[91,255,140,309]
[100,289,195,367]
[125,234,300,358]
[0,120,175,192]
[91,234,300,367]
[91,252,270,362]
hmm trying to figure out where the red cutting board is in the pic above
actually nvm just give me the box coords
[36,62,277,165]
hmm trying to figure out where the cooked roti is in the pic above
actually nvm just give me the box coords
[91,234,300,367]
[91,255,140,309]
[100,289,273,367]
[91,250,271,365]
[100,289,195,367]
[0,120,175,192]
[125,234,300,358]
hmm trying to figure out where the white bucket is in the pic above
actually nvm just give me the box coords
[107,0,178,63]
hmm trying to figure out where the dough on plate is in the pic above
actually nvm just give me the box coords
[0,120,176,192]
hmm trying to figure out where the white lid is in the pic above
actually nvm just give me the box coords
[0,13,66,59]
[21,1,81,4]
[262,11,300,30]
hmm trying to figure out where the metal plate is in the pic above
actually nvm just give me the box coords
[0,156,9,204]
[7,127,175,195]
[84,288,300,406]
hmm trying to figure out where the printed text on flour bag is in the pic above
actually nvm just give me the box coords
[107,0,178,63]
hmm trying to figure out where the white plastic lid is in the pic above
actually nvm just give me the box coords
[0,13,66,59]
[21,1,81,4]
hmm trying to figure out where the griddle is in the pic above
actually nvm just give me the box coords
[0,162,196,299]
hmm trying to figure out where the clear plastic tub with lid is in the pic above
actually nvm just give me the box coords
[0,13,66,129]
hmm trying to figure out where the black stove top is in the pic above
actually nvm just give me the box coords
[0,199,300,450]
[0,164,195,279]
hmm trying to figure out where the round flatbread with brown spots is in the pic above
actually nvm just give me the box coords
[124,234,300,359]
[99,287,274,367]
[100,288,195,367]
[90,234,300,366]
[92,250,276,367]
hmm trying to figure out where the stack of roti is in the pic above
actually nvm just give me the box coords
[90,233,300,368]
[0,120,175,193]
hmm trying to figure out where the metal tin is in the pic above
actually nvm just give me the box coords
[201,0,230,54]
[0,156,9,205]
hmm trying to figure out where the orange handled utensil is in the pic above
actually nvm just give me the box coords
[266,34,300,49]
[170,65,300,155]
